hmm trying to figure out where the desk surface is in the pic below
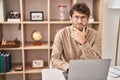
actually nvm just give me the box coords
[107,76,120,80]
[42,69,120,80]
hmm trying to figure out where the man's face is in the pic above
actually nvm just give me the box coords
[70,11,89,31]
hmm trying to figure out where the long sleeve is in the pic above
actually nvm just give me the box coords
[51,29,69,71]
[50,26,102,71]
[80,30,101,59]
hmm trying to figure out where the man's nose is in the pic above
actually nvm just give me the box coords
[77,18,82,23]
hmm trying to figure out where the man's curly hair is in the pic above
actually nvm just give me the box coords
[70,2,90,17]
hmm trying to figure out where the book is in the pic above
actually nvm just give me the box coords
[7,18,20,22]
[109,66,120,78]
[6,53,11,72]
[0,51,12,73]
[0,51,2,72]
[3,53,7,72]
[0,53,5,73]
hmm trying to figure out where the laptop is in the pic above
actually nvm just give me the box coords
[64,59,111,80]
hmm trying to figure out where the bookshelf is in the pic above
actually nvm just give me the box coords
[0,0,103,80]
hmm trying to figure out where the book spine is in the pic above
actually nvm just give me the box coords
[3,54,6,72]
[6,53,11,72]
[0,53,4,73]
[0,52,1,72]
[0,51,12,73]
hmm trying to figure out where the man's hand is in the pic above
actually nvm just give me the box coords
[71,27,86,45]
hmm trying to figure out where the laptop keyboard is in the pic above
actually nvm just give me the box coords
[63,72,68,80]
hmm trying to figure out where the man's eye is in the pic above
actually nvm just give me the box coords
[81,16,87,18]
[75,16,79,19]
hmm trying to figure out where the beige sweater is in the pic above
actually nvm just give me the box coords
[51,25,102,71]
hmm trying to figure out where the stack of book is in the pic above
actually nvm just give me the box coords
[108,66,120,78]
[0,51,12,73]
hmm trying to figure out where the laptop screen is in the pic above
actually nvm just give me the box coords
[67,59,111,80]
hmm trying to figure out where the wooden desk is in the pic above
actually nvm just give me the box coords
[42,69,120,80]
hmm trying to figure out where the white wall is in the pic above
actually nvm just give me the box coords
[118,35,120,65]
[102,0,120,65]
[0,0,6,21]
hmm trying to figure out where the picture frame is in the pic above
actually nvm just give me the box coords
[32,60,44,68]
[30,11,44,21]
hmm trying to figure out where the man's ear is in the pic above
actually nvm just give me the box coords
[69,16,72,20]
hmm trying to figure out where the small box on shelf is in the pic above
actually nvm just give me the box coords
[7,10,20,22]
[7,18,20,22]
[14,65,23,71]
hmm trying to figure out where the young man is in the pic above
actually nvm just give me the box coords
[51,2,101,71]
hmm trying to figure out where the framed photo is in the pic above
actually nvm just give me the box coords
[30,11,44,21]
[32,60,44,68]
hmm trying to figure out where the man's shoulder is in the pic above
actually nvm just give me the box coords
[87,27,101,40]
[87,27,97,34]
[57,26,71,34]
[54,26,71,39]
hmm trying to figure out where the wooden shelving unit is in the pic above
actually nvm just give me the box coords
[0,0,103,80]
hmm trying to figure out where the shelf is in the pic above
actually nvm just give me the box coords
[0,21,100,25]
[25,62,49,74]
[0,46,22,50]
[88,21,100,24]
[0,63,23,74]
[50,19,100,24]
[0,71,23,76]
[0,21,21,24]
[23,20,48,24]
[5,70,23,74]
[50,19,71,24]
[0,0,103,80]
[25,66,48,74]
[24,42,49,50]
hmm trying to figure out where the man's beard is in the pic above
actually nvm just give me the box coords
[76,23,86,31]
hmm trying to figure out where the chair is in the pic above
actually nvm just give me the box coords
[42,58,65,80]
[42,69,65,80]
